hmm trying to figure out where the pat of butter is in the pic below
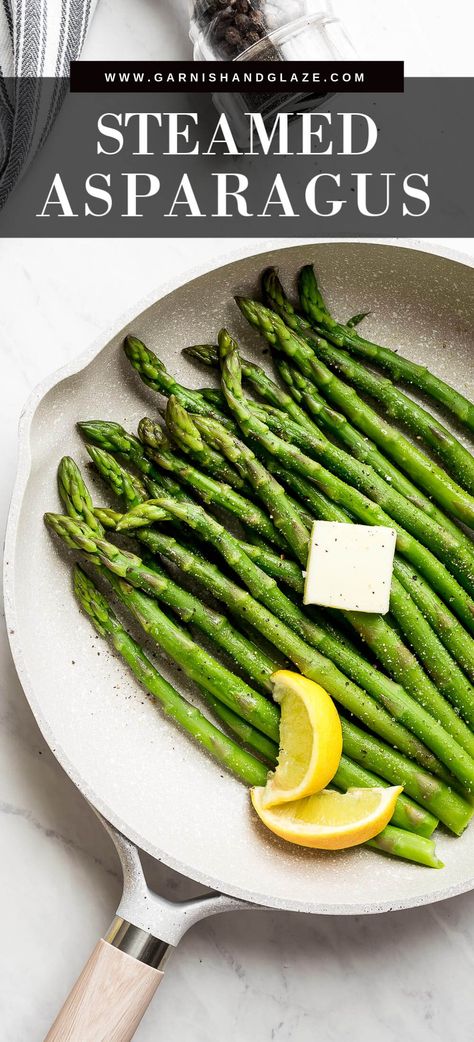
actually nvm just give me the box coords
[304,521,396,614]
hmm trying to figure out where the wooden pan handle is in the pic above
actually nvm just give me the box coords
[44,938,164,1042]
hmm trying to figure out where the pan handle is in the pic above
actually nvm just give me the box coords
[43,920,169,1042]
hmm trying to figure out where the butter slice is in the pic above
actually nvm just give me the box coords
[304,521,397,614]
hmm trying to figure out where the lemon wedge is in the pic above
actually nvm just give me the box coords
[261,669,342,809]
[251,785,403,850]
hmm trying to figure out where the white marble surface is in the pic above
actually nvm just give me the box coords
[1,235,474,1042]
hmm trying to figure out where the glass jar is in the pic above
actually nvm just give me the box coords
[188,1,355,64]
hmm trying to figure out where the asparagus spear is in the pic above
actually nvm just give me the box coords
[50,500,449,781]
[366,827,442,868]
[96,532,471,823]
[202,692,278,762]
[298,263,474,435]
[123,335,234,429]
[217,329,474,597]
[296,266,474,490]
[73,565,268,786]
[259,277,474,527]
[134,395,474,711]
[276,359,472,549]
[186,342,469,555]
[230,370,474,594]
[182,398,474,738]
[341,718,472,836]
[253,405,474,596]
[228,312,474,632]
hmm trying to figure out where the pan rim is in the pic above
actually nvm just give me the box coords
[4,237,474,915]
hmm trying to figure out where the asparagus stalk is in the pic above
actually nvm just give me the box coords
[140,555,282,697]
[186,342,469,557]
[366,827,442,868]
[78,418,313,540]
[341,718,472,836]
[254,403,474,595]
[101,566,282,743]
[202,692,278,762]
[123,335,234,429]
[259,276,474,527]
[186,391,474,732]
[276,358,472,549]
[114,497,474,788]
[102,520,473,823]
[137,416,288,550]
[298,263,474,435]
[73,565,268,786]
[46,514,280,742]
[296,266,474,491]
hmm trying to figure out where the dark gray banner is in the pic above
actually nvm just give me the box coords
[0,79,472,237]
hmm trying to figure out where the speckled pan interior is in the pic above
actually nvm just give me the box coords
[5,242,474,914]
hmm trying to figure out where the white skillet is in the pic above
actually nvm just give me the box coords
[5,241,474,1040]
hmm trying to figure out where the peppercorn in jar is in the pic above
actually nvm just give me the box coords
[189,2,354,63]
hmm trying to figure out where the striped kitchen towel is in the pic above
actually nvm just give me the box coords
[0,0,98,209]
